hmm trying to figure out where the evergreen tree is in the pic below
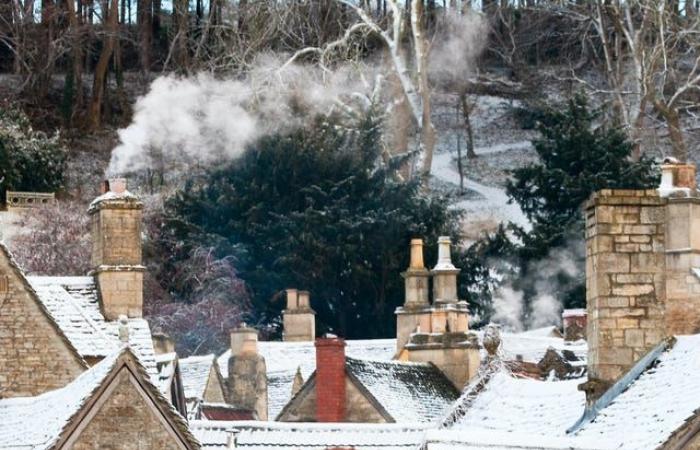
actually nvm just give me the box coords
[459,94,658,326]
[0,108,67,202]
[162,110,460,338]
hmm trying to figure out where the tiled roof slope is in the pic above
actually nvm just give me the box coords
[180,354,217,401]
[0,347,121,449]
[27,276,158,379]
[346,357,460,423]
[423,428,614,450]
[575,334,700,449]
[218,339,396,419]
[190,421,428,450]
[446,369,585,436]
[491,328,588,364]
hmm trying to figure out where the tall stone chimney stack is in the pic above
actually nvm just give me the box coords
[89,178,145,321]
[283,289,316,341]
[228,324,268,420]
[315,336,346,422]
[584,160,700,402]
[395,239,432,351]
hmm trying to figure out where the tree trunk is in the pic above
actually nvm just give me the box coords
[64,0,84,119]
[411,0,436,185]
[173,0,189,71]
[656,101,687,162]
[35,0,56,98]
[459,92,477,159]
[138,0,152,73]
[88,0,119,130]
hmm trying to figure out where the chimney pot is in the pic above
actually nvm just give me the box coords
[434,236,457,271]
[409,239,426,270]
[298,291,310,309]
[231,324,259,356]
[660,162,697,194]
[315,336,346,422]
[286,289,299,310]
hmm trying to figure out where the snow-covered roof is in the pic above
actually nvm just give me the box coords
[346,357,460,423]
[492,329,588,364]
[575,334,700,449]
[423,428,614,450]
[180,354,217,401]
[0,347,122,449]
[191,421,429,450]
[447,368,585,437]
[217,339,396,419]
[27,276,159,380]
[0,346,200,450]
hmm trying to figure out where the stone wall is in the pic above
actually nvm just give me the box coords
[585,189,667,388]
[0,248,85,397]
[70,370,187,450]
[90,204,143,267]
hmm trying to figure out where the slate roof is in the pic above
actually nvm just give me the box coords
[0,346,200,450]
[27,276,159,379]
[180,354,217,401]
[444,365,585,437]
[190,421,429,450]
[574,334,700,449]
[217,339,397,419]
[346,357,460,423]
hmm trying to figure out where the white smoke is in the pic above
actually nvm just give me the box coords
[107,55,374,175]
[491,239,584,332]
[429,11,489,84]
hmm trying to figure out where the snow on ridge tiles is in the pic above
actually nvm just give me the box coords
[27,276,159,379]
[574,334,700,449]
[191,421,429,450]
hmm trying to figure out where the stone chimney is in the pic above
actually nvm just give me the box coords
[228,324,268,420]
[89,178,145,321]
[315,336,346,422]
[583,161,700,402]
[152,332,176,355]
[395,239,432,351]
[562,309,587,342]
[283,289,316,341]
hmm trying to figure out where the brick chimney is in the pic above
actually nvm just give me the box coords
[315,336,346,422]
[89,178,145,321]
[283,289,316,341]
[152,332,176,354]
[228,324,268,420]
[395,239,432,351]
[562,309,587,342]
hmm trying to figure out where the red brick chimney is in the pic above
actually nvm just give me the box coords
[315,336,346,422]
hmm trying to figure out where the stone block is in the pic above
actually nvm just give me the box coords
[617,318,639,329]
[631,253,665,273]
[594,253,630,273]
[611,284,653,296]
[640,207,665,224]
[624,329,645,347]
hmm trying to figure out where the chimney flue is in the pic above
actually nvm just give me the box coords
[315,336,346,422]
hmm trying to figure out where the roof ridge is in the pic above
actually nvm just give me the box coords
[345,356,432,367]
